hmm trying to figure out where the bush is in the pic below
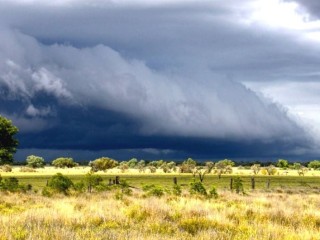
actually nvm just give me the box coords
[0,176,31,192]
[52,158,78,168]
[83,172,104,192]
[234,177,244,194]
[190,181,207,196]
[26,155,45,168]
[172,184,182,196]
[47,173,74,194]
[89,157,118,172]
[142,184,164,197]
[1,164,12,172]
[209,186,218,199]
[20,166,36,172]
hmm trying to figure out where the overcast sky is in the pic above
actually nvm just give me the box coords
[0,0,320,162]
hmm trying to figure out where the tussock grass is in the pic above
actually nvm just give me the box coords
[0,191,319,239]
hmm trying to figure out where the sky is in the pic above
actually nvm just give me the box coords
[0,0,320,162]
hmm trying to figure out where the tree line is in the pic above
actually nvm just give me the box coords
[1,115,320,175]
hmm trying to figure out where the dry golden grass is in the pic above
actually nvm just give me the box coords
[1,166,319,177]
[0,190,319,240]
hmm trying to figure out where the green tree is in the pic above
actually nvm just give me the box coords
[89,157,118,172]
[180,158,197,173]
[277,159,289,169]
[137,160,146,172]
[127,158,138,168]
[308,160,320,170]
[26,155,45,168]
[214,159,234,174]
[0,115,19,164]
[52,157,78,168]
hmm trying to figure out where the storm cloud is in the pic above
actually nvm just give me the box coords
[0,0,319,161]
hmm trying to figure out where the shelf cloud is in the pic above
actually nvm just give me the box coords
[0,0,319,160]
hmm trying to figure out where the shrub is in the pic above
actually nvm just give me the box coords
[83,172,104,192]
[1,164,12,172]
[89,157,118,172]
[118,180,132,195]
[142,184,164,197]
[20,166,36,172]
[47,173,74,194]
[52,158,78,168]
[251,164,261,175]
[190,181,207,196]
[172,184,182,196]
[234,177,244,194]
[26,155,45,168]
[0,176,31,192]
[263,165,277,175]
[209,186,218,198]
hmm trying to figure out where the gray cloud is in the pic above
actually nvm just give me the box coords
[0,26,306,142]
[0,0,318,159]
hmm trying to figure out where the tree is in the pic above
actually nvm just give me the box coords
[214,159,234,174]
[205,161,215,173]
[263,165,277,175]
[137,160,146,172]
[180,158,197,173]
[89,157,118,172]
[26,155,45,168]
[52,157,78,168]
[0,115,19,164]
[277,159,289,169]
[308,160,320,170]
[119,161,129,173]
[127,158,138,168]
[251,164,261,175]
[292,162,302,170]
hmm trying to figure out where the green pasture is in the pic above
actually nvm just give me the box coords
[4,173,320,191]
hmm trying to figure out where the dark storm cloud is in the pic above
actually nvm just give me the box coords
[286,0,320,18]
[0,0,319,160]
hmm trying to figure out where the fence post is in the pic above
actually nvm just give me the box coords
[115,176,120,185]
[251,177,255,190]
[266,179,270,189]
[173,177,177,185]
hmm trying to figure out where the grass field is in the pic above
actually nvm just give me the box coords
[1,166,320,191]
[0,190,319,239]
[0,166,319,239]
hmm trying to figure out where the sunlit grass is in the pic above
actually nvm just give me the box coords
[0,191,319,239]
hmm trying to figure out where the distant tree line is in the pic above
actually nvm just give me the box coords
[1,115,320,175]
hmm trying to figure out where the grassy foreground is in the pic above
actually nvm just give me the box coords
[0,167,319,239]
[0,191,319,240]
